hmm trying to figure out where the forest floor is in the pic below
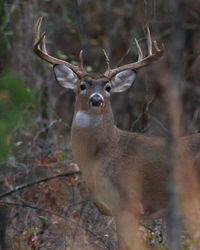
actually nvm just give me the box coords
[0,126,193,250]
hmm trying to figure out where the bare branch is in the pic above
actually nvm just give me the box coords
[0,171,80,199]
[0,201,67,220]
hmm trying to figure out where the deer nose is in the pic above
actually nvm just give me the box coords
[89,93,104,107]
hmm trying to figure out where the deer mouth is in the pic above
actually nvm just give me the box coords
[89,93,104,108]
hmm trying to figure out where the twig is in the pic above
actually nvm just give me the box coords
[0,171,80,199]
[31,118,62,145]
[0,200,67,220]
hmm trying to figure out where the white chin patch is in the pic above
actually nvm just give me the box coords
[74,111,101,128]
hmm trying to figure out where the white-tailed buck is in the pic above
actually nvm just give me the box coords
[33,17,200,249]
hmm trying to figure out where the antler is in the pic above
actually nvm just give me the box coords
[33,17,85,78]
[103,26,164,78]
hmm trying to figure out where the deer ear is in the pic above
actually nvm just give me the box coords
[111,70,136,93]
[53,64,79,90]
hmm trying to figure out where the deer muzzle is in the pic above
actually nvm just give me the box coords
[89,93,104,108]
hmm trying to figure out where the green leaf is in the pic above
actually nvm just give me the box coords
[86,66,92,72]
[56,50,67,60]
[39,216,49,222]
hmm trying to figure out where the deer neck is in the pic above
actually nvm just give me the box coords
[71,102,118,157]
[71,102,119,204]
[72,102,116,138]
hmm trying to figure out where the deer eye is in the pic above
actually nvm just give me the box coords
[105,85,111,93]
[80,84,87,91]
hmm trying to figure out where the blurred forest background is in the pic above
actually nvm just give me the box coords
[0,0,200,249]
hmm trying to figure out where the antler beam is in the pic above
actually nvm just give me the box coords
[103,26,164,79]
[33,17,84,78]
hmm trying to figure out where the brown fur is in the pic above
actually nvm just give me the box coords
[70,75,200,249]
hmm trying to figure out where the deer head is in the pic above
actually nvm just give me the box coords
[54,65,137,114]
[33,17,163,115]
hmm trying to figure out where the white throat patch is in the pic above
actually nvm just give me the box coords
[74,111,101,128]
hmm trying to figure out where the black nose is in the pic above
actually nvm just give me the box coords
[89,94,103,107]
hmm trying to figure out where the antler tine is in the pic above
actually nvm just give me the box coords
[42,35,48,54]
[103,27,164,79]
[103,49,111,77]
[146,25,152,55]
[33,17,42,45]
[135,38,143,62]
[33,17,84,78]
[79,50,84,71]
[153,40,161,53]
[34,31,46,50]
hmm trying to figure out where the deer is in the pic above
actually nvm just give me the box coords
[33,17,200,250]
